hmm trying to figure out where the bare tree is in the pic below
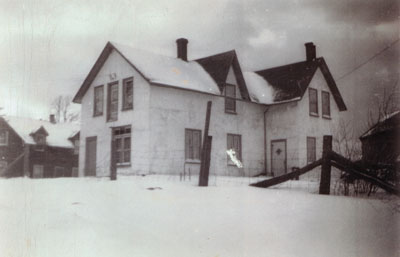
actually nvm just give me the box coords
[51,95,79,123]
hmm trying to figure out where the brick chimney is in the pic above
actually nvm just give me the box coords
[305,42,316,61]
[49,114,56,124]
[176,38,188,61]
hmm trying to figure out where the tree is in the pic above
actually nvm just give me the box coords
[51,95,80,123]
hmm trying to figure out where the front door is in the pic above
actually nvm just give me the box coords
[271,140,287,176]
[85,136,97,176]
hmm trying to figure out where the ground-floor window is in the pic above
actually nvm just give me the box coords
[227,134,242,165]
[113,126,131,165]
[32,164,44,178]
[307,137,316,163]
[0,161,7,172]
[72,167,79,177]
[185,129,202,162]
[54,166,65,177]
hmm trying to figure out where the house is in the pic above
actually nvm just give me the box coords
[72,39,346,178]
[0,115,80,178]
[359,110,400,164]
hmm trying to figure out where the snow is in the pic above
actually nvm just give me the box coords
[110,42,221,95]
[243,71,275,104]
[4,116,79,148]
[0,175,398,257]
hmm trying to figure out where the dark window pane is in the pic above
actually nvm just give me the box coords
[124,137,131,150]
[124,150,130,163]
[322,91,330,116]
[309,89,318,115]
[116,138,122,150]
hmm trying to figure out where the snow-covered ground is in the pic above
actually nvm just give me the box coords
[0,175,398,257]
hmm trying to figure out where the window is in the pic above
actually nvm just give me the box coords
[122,77,133,110]
[227,134,241,164]
[0,161,7,172]
[107,82,119,121]
[309,88,318,116]
[32,164,44,178]
[54,166,64,177]
[74,140,79,155]
[225,84,236,113]
[307,137,316,163]
[0,130,8,146]
[34,134,46,151]
[113,126,131,165]
[93,85,104,116]
[72,167,79,177]
[322,91,331,118]
[185,129,202,162]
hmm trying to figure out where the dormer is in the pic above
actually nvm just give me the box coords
[30,126,48,151]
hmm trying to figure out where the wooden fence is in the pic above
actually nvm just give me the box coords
[251,135,399,196]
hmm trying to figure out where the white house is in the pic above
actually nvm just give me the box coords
[72,39,346,178]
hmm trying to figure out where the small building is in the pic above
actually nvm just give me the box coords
[0,115,80,178]
[72,39,346,178]
[359,111,400,164]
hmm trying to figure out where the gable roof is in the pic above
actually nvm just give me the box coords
[195,50,250,100]
[255,58,347,111]
[360,111,400,139]
[1,116,79,148]
[73,42,220,103]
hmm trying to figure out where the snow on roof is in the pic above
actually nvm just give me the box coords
[4,116,79,148]
[360,110,400,139]
[110,42,221,95]
[243,72,275,104]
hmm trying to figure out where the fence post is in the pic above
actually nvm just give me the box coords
[319,135,332,195]
[199,101,212,186]
[110,136,117,181]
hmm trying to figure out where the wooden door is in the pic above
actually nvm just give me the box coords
[32,165,44,178]
[85,136,97,176]
[271,140,287,176]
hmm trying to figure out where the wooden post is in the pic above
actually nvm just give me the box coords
[110,135,117,181]
[319,135,332,195]
[23,144,30,177]
[199,101,212,186]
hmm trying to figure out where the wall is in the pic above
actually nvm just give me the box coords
[266,68,342,175]
[0,118,24,177]
[148,66,266,177]
[78,49,151,177]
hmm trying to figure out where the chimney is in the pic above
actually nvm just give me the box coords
[305,42,316,61]
[176,38,188,61]
[49,114,56,124]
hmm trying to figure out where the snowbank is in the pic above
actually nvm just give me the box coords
[0,176,398,257]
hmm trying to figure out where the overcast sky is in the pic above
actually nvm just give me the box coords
[0,0,398,134]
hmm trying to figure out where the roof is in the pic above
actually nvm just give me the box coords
[73,42,220,103]
[360,111,400,139]
[2,116,80,148]
[255,58,347,111]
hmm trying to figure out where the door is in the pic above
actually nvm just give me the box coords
[32,165,44,178]
[85,136,97,176]
[271,140,287,176]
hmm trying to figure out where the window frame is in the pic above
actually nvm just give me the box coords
[321,90,331,119]
[113,125,131,166]
[224,83,237,114]
[309,88,318,117]
[0,161,7,172]
[227,133,242,165]
[93,85,104,117]
[306,137,316,163]
[122,77,134,111]
[34,134,46,151]
[73,139,79,155]
[107,81,119,122]
[185,129,202,163]
[54,166,65,177]
[0,130,8,146]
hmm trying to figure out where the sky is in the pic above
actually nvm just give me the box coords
[0,0,399,135]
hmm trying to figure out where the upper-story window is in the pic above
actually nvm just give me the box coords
[0,130,8,146]
[122,77,134,110]
[225,84,236,113]
[74,139,79,155]
[107,82,119,122]
[34,134,46,151]
[93,85,104,117]
[307,137,316,163]
[309,88,318,117]
[322,91,331,118]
